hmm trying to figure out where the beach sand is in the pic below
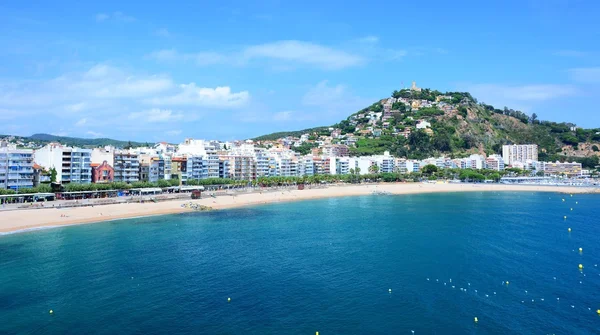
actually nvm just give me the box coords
[1,183,597,234]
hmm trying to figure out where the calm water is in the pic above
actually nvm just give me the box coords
[1,192,600,334]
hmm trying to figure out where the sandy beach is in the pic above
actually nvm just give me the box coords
[1,183,598,234]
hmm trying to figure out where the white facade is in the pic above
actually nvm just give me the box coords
[34,144,92,183]
[485,154,505,171]
[91,147,114,166]
[502,144,538,166]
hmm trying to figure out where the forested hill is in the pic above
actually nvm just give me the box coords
[253,127,329,141]
[1,133,148,148]
[254,87,600,168]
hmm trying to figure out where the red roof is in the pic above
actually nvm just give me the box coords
[90,163,100,167]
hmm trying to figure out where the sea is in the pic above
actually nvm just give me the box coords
[1,192,599,334]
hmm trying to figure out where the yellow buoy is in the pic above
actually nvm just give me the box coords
[564,216,567,219]
[474,317,478,323]
[597,309,600,315]
[579,248,583,253]
[316,332,319,335]
[579,264,583,270]
[562,199,565,201]
[389,288,392,293]
[49,310,53,314]
[576,201,578,204]
[568,228,572,232]
[227,297,231,302]
[506,281,509,285]
[571,208,573,211]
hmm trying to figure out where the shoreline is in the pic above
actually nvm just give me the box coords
[1,183,598,235]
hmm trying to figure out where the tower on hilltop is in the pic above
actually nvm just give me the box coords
[411,81,422,92]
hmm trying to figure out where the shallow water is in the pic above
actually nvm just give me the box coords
[1,192,599,334]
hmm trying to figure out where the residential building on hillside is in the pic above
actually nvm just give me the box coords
[34,144,91,184]
[322,144,349,157]
[113,151,139,183]
[502,144,538,166]
[0,147,34,191]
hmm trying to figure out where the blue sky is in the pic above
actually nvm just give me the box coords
[1,0,599,142]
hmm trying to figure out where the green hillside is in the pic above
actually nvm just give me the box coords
[255,88,600,168]
[1,133,149,148]
[253,126,329,141]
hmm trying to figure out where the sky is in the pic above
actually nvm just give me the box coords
[1,0,599,142]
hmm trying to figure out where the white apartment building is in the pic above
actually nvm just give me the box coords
[485,154,505,171]
[91,147,114,166]
[34,144,92,184]
[502,144,538,166]
[541,161,582,177]
[0,147,34,190]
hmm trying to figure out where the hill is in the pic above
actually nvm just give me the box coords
[253,126,329,141]
[254,87,600,168]
[1,133,149,149]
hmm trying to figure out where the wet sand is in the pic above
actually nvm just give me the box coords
[1,183,597,234]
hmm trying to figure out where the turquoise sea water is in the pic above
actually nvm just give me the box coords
[1,192,600,334]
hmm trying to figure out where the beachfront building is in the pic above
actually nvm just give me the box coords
[187,156,208,181]
[91,161,114,183]
[298,156,315,176]
[0,147,34,191]
[91,147,114,167]
[254,148,271,178]
[485,155,505,171]
[34,143,92,184]
[113,151,140,183]
[541,161,582,177]
[396,159,420,174]
[170,157,187,184]
[502,144,538,166]
[218,160,230,179]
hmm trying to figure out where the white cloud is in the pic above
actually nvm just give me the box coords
[146,49,228,66]
[0,64,249,128]
[86,131,102,137]
[0,64,174,108]
[273,111,293,121]
[96,11,135,23]
[568,67,600,83]
[0,109,18,120]
[147,84,250,108]
[244,40,364,70]
[147,40,365,70]
[301,80,372,120]
[467,84,578,102]
[356,35,379,44]
[128,109,185,123]
[66,102,87,112]
[96,13,109,22]
[51,129,68,136]
[166,130,182,136]
[554,50,587,57]
[155,28,170,38]
[303,80,347,106]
